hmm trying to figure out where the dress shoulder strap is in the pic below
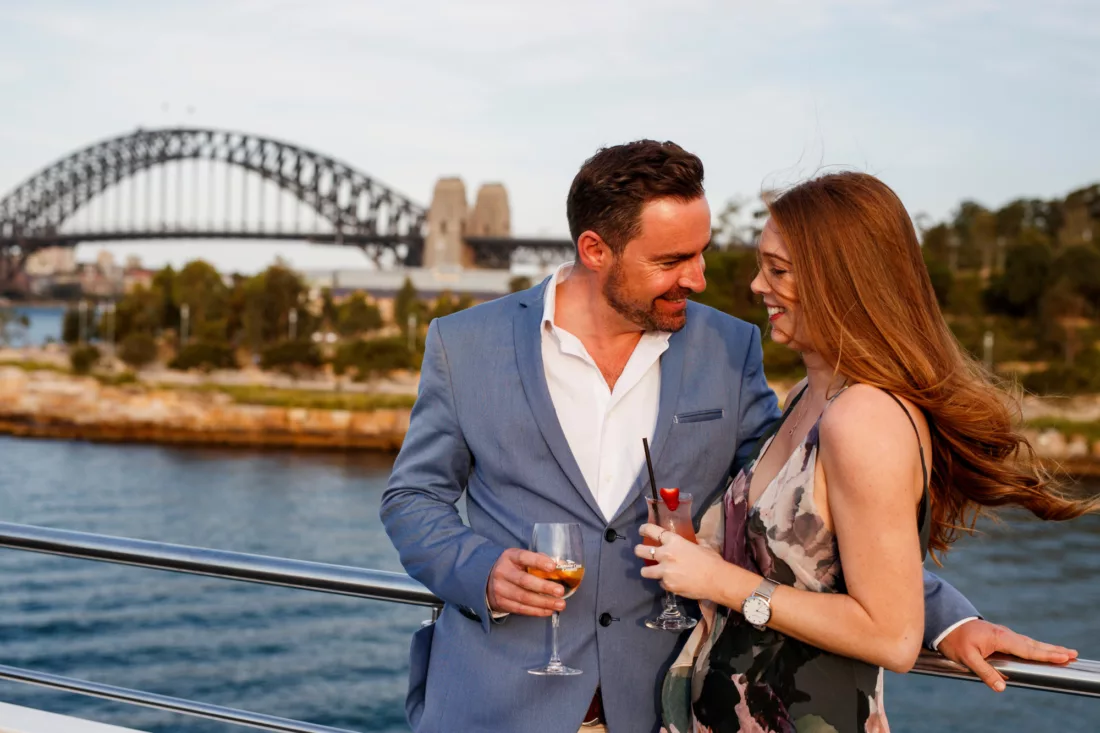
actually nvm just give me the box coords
[743,384,809,467]
[881,391,928,490]
[881,391,932,559]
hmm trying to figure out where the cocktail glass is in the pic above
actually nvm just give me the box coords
[644,494,698,632]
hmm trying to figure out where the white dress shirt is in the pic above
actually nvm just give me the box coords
[541,263,670,521]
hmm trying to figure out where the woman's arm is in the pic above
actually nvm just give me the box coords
[639,387,926,673]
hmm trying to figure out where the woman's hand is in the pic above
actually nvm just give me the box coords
[635,523,757,603]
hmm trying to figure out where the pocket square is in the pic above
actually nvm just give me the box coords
[673,408,726,424]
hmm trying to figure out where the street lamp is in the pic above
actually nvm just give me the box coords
[78,301,88,345]
[180,303,190,346]
[105,302,115,352]
[947,230,960,274]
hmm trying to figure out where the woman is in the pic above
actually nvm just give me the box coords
[636,171,1096,733]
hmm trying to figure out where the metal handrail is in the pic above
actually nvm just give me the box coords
[0,521,1096,733]
[0,664,359,733]
[914,649,1100,697]
[0,521,438,607]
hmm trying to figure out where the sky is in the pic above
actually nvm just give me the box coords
[0,0,1097,274]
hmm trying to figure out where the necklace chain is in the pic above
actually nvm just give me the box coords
[786,395,811,437]
[785,380,849,437]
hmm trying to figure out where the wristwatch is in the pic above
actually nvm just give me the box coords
[742,578,779,630]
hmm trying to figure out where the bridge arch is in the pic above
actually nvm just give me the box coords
[0,127,428,263]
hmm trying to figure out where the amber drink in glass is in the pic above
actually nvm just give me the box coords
[527,522,585,675]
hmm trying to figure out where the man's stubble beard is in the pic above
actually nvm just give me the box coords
[602,257,689,333]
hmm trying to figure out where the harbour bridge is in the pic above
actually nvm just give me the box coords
[0,127,573,283]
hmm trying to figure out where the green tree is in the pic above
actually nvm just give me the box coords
[333,337,420,380]
[169,342,238,371]
[240,263,313,348]
[394,277,426,334]
[923,252,954,309]
[225,273,251,343]
[337,292,383,336]
[173,260,229,339]
[320,287,339,330]
[430,290,473,321]
[711,195,767,248]
[1038,277,1090,366]
[984,242,1053,318]
[508,276,533,293]
[151,266,179,331]
[920,223,953,265]
[62,304,99,344]
[1050,244,1100,310]
[260,339,324,376]
[690,248,762,323]
[70,345,101,374]
[111,284,163,341]
[119,332,158,369]
[0,309,29,346]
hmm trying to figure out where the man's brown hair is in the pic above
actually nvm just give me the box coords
[566,140,705,255]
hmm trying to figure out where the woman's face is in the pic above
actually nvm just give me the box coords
[750,219,803,349]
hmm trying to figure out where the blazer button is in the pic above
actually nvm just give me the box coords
[604,528,617,543]
[599,612,613,627]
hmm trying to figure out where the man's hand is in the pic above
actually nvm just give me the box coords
[487,548,567,617]
[938,619,1079,692]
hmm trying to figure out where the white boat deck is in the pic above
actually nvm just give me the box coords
[0,702,144,733]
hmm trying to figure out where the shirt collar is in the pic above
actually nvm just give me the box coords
[541,262,672,345]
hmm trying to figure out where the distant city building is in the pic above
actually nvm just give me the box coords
[123,268,156,293]
[24,247,77,276]
[96,250,118,278]
[303,265,552,323]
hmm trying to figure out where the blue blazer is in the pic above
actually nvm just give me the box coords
[381,279,978,733]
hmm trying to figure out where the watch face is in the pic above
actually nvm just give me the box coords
[743,596,770,627]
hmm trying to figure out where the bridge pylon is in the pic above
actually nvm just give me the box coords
[425,178,513,270]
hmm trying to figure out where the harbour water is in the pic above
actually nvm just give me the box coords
[0,435,1096,732]
[7,306,65,347]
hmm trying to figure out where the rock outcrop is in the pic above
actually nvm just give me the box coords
[0,368,409,451]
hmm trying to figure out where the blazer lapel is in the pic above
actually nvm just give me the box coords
[513,283,604,520]
[610,325,686,523]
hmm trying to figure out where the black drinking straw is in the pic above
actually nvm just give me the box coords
[642,437,659,504]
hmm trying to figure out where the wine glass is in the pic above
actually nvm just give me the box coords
[644,495,699,631]
[526,522,585,676]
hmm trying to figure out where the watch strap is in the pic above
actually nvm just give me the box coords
[753,577,779,601]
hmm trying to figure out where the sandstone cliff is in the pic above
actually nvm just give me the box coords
[0,368,410,451]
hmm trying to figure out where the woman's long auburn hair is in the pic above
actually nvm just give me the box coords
[766,171,1096,560]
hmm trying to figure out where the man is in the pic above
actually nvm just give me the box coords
[381,140,1076,733]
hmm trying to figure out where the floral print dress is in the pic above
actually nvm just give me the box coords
[685,387,930,733]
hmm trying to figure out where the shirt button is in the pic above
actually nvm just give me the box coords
[599,613,613,627]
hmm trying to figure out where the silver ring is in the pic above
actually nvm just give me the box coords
[659,530,670,543]
[649,546,657,560]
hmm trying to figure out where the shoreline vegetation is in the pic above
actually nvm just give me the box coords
[3,356,1100,479]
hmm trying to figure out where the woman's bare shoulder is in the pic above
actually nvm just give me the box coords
[818,384,927,497]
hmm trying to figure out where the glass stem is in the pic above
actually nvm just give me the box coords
[549,611,562,665]
[664,591,680,617]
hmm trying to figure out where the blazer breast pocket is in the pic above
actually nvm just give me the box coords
[673,408,726,424]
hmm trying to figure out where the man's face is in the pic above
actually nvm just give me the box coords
[602,196,710,332]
